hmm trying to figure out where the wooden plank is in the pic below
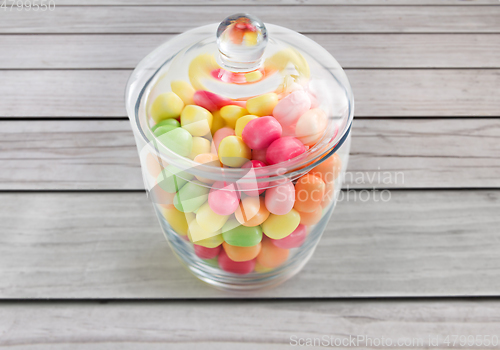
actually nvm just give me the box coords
[1,6,499,34]
[1,119,499,190]
[1,190,500,298]
[56,0,500,5]
[3,34,500,69]
[1,70,499,117]
[1,301,500,350]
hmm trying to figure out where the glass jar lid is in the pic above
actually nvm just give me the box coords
[126,14,354,184]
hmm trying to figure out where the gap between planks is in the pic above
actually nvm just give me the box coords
[1,190,500,299]
[2,34,500,69]
[0,119,499,190]
[1,6,500,34]
[1,299,500,350]
[1,70,499,117]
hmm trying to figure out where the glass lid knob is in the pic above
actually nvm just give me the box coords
[216,13,268,72]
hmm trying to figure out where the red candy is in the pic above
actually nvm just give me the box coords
[218,249,256,274]
[271,224,307,249]
[238,160,269,196]
[194,244,222,259]
[266,137,307,165]
[242,116,282,150]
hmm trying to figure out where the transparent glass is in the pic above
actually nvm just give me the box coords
[126,20,354,290]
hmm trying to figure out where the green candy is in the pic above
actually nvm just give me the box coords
[153,125,178,137]
[151,119,180,132]
[221,219,263,247]
[157,165,194,193]
[157,127,193,158]
[174,180,210,213]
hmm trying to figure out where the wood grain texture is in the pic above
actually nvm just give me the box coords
[1,301,500,350]
[1,70,499,117]
[1,6,499,34]
[1,190,500,298]
[56,0,500,5]
[1,119,499,190]
[3,34,500,69]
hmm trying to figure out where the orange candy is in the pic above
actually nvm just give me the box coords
[298,206,323,226]
[321,180,335,208]
[256,237,289,268]
[193,153,220,184]
[294,174,325,213]
[235,196,270,227]
[150,184,175,209]
[223,242,261,262]
[310,153,342,184]
[146,153,163,177]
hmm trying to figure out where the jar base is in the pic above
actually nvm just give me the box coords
[158,204,335,292]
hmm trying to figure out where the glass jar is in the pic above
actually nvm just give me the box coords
[126,14,353,290]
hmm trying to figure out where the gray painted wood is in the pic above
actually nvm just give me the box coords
[56,0,500,5]
[1,300,500,349]
[1,190,500,298]
[1,70,499,117]
[1,6,499,34]
[1,119,499,190]
[3,34,500,69]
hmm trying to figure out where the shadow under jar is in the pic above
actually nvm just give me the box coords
[126,14,354,291]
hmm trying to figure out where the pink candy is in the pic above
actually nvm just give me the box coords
[208,181,240,215]
[271,224,307,249]
[213,127,235,153]
[238,160,269,196]
[194,244,222,259]
[266,137,307,165]
[194,90,245,112]
[251,148,268,163]
[242,116,282,150]
[194,90,233,112]
[264,180,295,215]
[272,90,311,136]
[218,249,256,274]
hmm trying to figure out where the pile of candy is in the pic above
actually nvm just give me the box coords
[145,61,341,275]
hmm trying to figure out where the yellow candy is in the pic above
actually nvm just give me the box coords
[235,115,258,138]
[246,93,278,116]
[245,70,263,83]
[181,105,213,137]
[220,105,248,129]
[262,209,301,240]
[218,135,251,167]
[189,137,211,160]
[189,232,224,248]
[171,80,195,105]
[188,220,221,242]
[244,31,258,46]
[150,92,184,123]
[211,110,226,134]
[264,48,310,79]
[254,262,273,273]
[161,207,191,236]
[188,53,219,91]
[196,202,229,233]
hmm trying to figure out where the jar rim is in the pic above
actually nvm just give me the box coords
[126,23,354,184]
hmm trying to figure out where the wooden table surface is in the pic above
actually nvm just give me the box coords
[1,1,500,348]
